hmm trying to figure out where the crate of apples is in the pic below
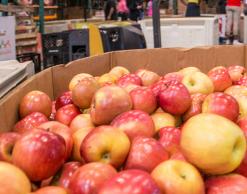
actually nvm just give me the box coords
[1,65,247,194]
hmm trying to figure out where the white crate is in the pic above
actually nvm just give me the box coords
[139,16,219,48]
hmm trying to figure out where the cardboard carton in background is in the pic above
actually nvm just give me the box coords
[0,45,246,132]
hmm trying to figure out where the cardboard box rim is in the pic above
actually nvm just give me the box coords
[0,45,246,132]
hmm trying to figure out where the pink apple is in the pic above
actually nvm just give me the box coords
[158,127,181,154]
[12,129,66,181]
[68,162,117,194]
[55,104,81,126]
[117,74,142,87]
[202,92,239,121]
[183,93,207,121]
[130,87,157,114]
[55,91,73,111]
[206,174,247,194]
[228,65,246,82]
[0,132,21,163]
[158,80,191,115]
[161,72,183,82]
[13,112,48,134]
[135,69,160,86]
[234,76,247,86]
[125,136,169,172]
[39,121,73,160]
[208,66,232,92]
[150,79,169,97]
[81,125,130,168]
[111,110,155,141]
[98,169,161,194]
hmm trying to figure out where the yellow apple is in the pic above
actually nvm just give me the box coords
[151,160,205,194]
[98,73,118,87]
[151,112,177,132]
[179,67,201,77]
[109,66,130,79]
[181,113,246,175]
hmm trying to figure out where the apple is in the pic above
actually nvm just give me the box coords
[39,121,73,160]
[99,170,161,194]
[130,87,157,114]
[72,128,92,162]
[125,136,169,172]
[208,66,232,92]
[19,91,52,118]
[170,150,187,161]
[32,186,68,194]
[52,162,82,189]
[225,85,247,118]
[55,91,73,111]
[55,104,81,126]
[68,162,117,194]
[117,74,142,87]
[70,114,94,134]
[72,77,99,109]
[111,110,155,141]
[151,160,205,194]
[13,112,48,134]
[182,72,214,94]
[158,80,191,115]
[228,65,246,82]
[238,116,247,137]
[179,67,201,77]
[150,79,169,97]
[69,73,93,91]
[90,85,132,125]
[121,83,140,93]
[0,132,21,163]
[206,174,247,194]
[234,76,247,86]
[202,92,239,121]
[162,72,183,82]
[183,93,207,121]
[109,66,130,79]
[97,73,118,86]
[151,112,177,133]
[180,113,246,175]
[158,127,181,154]
[0,161,31,194]
[12,129,66,181]
[135,69,160,86]
[80,125,130,168]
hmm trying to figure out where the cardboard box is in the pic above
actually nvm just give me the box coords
[0,45,246,132]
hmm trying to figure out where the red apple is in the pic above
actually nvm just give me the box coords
[98,169,161,194]
[12,129,66,181]
[130,87,157,114]
[81,125,130,168]
[0,132,21,163]
[202,92,239,121]
[228,65,246,82]
[72,128,92,162]
[234,76,247,87]
[158,127,181,154]
[117,74,142,87]
[55,104,81,126]
[0,161,31,194]
[19,91,52,118]
[90,85,132,125]
[32,186,68,194]
[150,79,169,97]
[183,93,207,121]
[55,91,73,111]
[158,80,191,115]
[52,162,82,189]
[161,72,183,82]
[125,137,169,172]
[13,112,48,134]
[39,121,73,160]
[111,110,155,141]
[68,162,117,194]
[72,77,99,109]
[206,174,247,194]
[208,66,232,92]
[135,69,160,86]
[70,114,94,134]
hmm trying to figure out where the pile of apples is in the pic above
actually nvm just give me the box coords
[2,65,247,194]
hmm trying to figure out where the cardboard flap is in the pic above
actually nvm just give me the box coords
[52,53,111,98]
[0,68,53,132]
